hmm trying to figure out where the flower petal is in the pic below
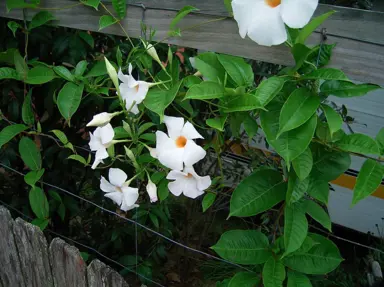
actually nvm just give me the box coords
[166,170,188,180]
[281,0,318,28]
[247,3,287,46]
[136,81,150,103]
[92,148,109,169]
[168,181,184,197]
[232,0,256,38]
[100,123,115,145]
[118,68,130,84]
[185,166,212,191]
[163,116,184,140]
[100,176,115,193]
[183,140,206,167]
[104,191,123,206]
[91,158,103,170]
[121,187,139,206]
[181,121,204,140]
[89,132,103,151]
[156,131,184,170]
[120,203,139,212]
[109,168,127,187]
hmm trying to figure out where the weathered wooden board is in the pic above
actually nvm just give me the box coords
[87,259,129,287]
[0,0,383,85]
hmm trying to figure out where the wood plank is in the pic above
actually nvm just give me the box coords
[12,218,54,287]
[87,259,129,287]
[49,238,87,287]
[0,206,25,287]
[0,0,383,84]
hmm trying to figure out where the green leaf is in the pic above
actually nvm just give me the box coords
[158,179,169,202]
[206,115,228,132]
[301,68,350,81]
[25,66,55,84]
[7,21,21,37]
[376,128,384,155]
[144,81,183,121]
[183,75,202,88]
[255,77,286,107]
[194,52,225,83]
[185,81,224,100]
[116,46,123,67]
[19,137,41,170]
[223,0,233,15]
[262,257,286,287]
[306,177,329,204]
[202,193,216,212]
[67,155,87,165]
[261,103,317,163]
[282,233,343,275]
[29,11,55,30]
[85,60,108,77]
[287,271,312,287]
[99,15,118,30]
[78,31,94,48]
[284,203,308,256]
[31,218,49,230]
[29,187,49,219]
[138,123,155,135]
[57,82,84,123]
[53,66,75,82]
[229,272,259,287]
[336,133,380,155]
[286,174,309,204]
[6,0,36,12]
[149,213,159,228]
[14,50,27,79]
[230,169,286,217]
[80,0,100,10]
[304,200,332,231]
[243,114,259,139]
[50,129,69,145]
[296,236,319,254]
[112,0,126,19]
[57,203,66,221]
[22,90,35,126]
[296,11,335,44]
[0,124,28,149]
[211,230,271,265]
[223,93,264,113]
[48,190,62,202]
[307,44,336,68]
[0,67,20,80]
[291,44,312,71]
[320,80,381,98]
[310,143,351,181]
[352,159,384,205]
[278,88,320,135]
[170,6,199,31]
[218,54,254,87]
[74,60,88,77]
[321,105,342,135]
[24,169,44,187]
[292,147,313,181]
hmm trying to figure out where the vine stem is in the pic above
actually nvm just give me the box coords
[36,2,82,11]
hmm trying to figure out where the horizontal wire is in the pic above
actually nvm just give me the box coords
[0,162,254,273]
[0,199,166,287]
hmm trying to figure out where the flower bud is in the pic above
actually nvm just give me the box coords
[104,57,119,93]
[142,40,161,65]
[86,112,120,127]
[146,179,158,203]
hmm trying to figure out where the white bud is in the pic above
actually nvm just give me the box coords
[142,40,161,65]
[104,57,120,93]
[86,112,119,127]
[146,179,158,203]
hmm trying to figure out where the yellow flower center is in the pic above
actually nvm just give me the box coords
[185,173,193,178]
[116,186,123,193]
[175,136,187,148]
[265,0,281,8]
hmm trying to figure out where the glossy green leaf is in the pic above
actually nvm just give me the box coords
[57,82,84,122]
[0,124,28,149]
[6,0,36,12]
[185,81,224,100]
[376,128,384,155]
[80,0,100,9]
[255,76,286,107]
[170,6,199,31]
[287,271,312,287]
[320,81,381,98]
[25,66,55,84]
[243,114,259,139]
[224,0,233,15]
[22,91,35,125]
[112,0,126,19]
[149,213,159,228]
[296,11,335,44]
[284,203,308,256]
[321,104,342,135]
[202,193,216,212]
[29,187,49,219]
[230,169,286,217]
[78,31,94,48]
[301,68,350,81]
[183,75,202,88]
[306,176,329,204]
[307,44,336,68]
[292,147,313,181]
[50,130,69,145]
[29,11,55,30]
[206,115,228,132]
[19,137,41,170]
[336,133,380,155]
[67,155,87,165]
[278,88,320,135]
[99,15,118,30]
[305,200,332,231]
[194,52,225,83]
[286,174,309,204]
[14,50,27,79]
[352,159,384,205]
[53,66,75,82]
[74,60,88,77]
[229,272,260,287]
[31,218,49,230]
[211,230,271,265]
[85,60,108,77]
[24,169,45,187]
[262,257,286,287]
[291,44,312,71]
[0,67,20,80]
[282,233,343,275]
[158,178,169,202]
[218,54,254,87]
[7,21,20,37]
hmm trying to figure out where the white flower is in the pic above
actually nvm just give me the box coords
[100,168,139,211]
[232,0,318,46]
[118,64,150,114]
[89,123,115,169]
[166,166,211,199]
[86,112,120,127]
[146,179,158,203]
[155,115,206,171]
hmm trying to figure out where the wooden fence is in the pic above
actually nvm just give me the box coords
[0,206,130,287]
[0,0,384,85]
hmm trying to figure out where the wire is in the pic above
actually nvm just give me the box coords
[0,162,254,273]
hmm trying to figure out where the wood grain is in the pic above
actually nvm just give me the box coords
[87,259,129,287]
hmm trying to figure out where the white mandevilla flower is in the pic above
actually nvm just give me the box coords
[89,123,114,169]
[118,64,150,114]
[155,115,206,171]
[100,168,139,211]
[166,166,211,199]
[86,112,120,127]
[146,179,158,203]
[232,0,318,46]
